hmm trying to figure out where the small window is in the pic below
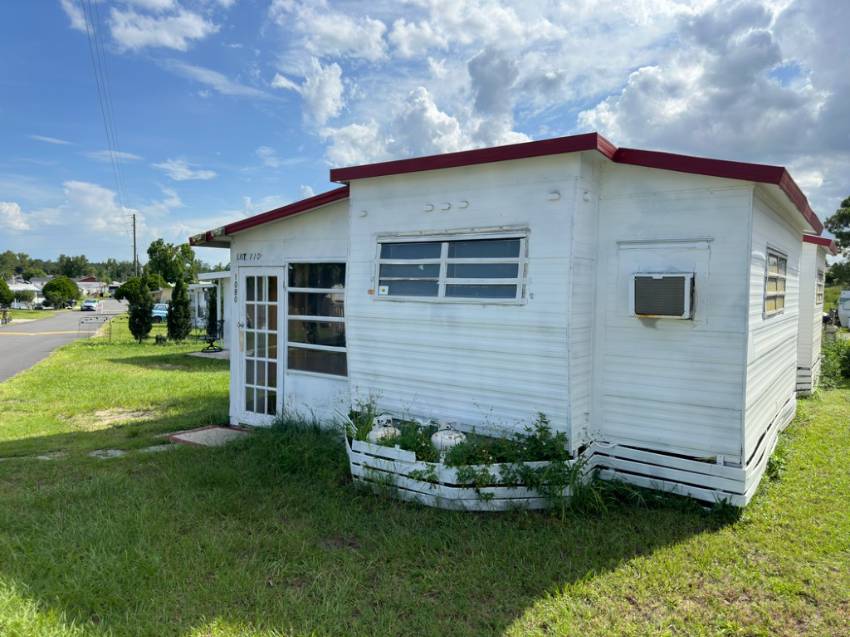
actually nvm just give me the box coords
[287,263,346,376]
[763,249,787,318]
[816,269,825,305]
[377,235,526,301]
[630,273,694,319]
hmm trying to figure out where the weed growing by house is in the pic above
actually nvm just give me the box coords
[820,338,850,388]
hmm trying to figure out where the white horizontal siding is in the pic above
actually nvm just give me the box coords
[591,164,751,462]
[743,192,802,460]
[346,155,580,434]
[796,241,825,393]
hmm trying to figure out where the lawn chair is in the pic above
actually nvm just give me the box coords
[201,319,224,353]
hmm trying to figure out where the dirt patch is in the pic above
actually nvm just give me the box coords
[319,535,361,551]
[74,409,156,431]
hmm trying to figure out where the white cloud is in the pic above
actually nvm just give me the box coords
[152,159,217,181]
[58,0,86,32]
[255,146,281,168]
[269,1,387,61]
[389,19,448,58]
[125,0,176,11]
[272,58,344,125]
[84,150,143,163]
[164,60,272,98]
[0,201,30,232]
[109,7,218,51]
[321,121,386,167]
[141,188,183,217]
[62,181,137,235]
[30,134,71,145]
[299,185,315,198]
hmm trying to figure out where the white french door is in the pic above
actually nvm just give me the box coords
[237,268,283,425]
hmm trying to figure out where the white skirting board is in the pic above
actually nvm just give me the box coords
[346,397,797,510]
[796,357,822,396]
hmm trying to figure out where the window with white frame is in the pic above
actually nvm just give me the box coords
[816,269,825,305]
[376,235,527,301]
[287,263,347,376]
[763,248,787,317]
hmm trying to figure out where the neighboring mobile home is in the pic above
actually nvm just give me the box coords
[191,132,825,505]
[796,235,838,395]
[198,271,233,350]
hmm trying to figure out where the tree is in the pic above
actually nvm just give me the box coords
[825,196,850,256]
[128,285,153,343]
[826,261,850,287]
[206,286,218,337]
[146,239,200,283]
[167,275,192,341]
[57,254,91,279]
[42,276,80,307]
[0,279,12,307]
[13,290,35,305]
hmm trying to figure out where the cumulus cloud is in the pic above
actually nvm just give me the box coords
[299,185,315,198]
[153,159,217,181]
[271,58,344,125]
[58,0,86,32]
[0,202,30,232]
[269,0,387,61]
[62,181,137,234]
[109,7,218,51]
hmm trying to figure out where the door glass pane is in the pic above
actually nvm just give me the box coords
[257,276,265,302]
[288,263,346,288]
[246,304,255,329]
[267,391,276,415]
[256,332,266,358]
[247,277,255,301]
[246,360,255,385]
[380,242,441,259]
[288,347,347,376]
[288,320,346,347]
[268,304,277,331]
[246,332,255,357]
[257,361,266,387]
[268,362,277,386]
[268,333,277,359]
[246,388,254,412]
[256,389,266,415]
[268,277,277,302]
[288,292,344,317]
[256,304,266,330]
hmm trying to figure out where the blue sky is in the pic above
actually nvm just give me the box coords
[1,0,847,265]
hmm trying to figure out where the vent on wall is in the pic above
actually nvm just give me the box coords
[630,273,694,319]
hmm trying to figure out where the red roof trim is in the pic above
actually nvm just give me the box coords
[803,234,839,255]
[330,132,822,234]
[190,186,350,245]
[329,133,615,183]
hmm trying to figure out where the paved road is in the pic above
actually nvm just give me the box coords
[0,299,126,382]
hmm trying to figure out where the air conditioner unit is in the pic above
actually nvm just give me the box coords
[629,273,694,319]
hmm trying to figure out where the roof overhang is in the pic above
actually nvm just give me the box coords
[190,186,350,248]
[803,234,839,255]
[330,132,822,235]
[198,271,232,281]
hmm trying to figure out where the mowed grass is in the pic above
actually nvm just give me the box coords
[6,309,59,322]
[0,324,848,636]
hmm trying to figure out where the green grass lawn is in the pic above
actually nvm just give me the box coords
[0,324,848,636]
[6,309,59,322]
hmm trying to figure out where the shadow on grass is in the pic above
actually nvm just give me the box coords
[0,425,736,637]
[105,351,229,373]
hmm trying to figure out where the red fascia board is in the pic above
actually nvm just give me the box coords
[803,234,839,255]
[329,132,615,183]
[226,186,349,236]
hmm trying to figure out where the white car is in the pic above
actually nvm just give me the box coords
[838,291,850,327]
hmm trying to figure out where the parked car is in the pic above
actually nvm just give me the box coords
[81,299,99,312]
[838,291,850,327]
[152,303,169,323]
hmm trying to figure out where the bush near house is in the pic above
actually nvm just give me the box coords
[0,279,12,307]
[167,275,192,341]
[41,275,80,307]
[117,276,155,343]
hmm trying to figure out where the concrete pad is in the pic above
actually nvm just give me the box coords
[188,350,229,360]
[168,425,249,447]
[88,449,127,459]
[139,444,175,453]
[36,451,68,461]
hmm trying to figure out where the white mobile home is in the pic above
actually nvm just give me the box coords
[191,132,826,505]
[796,235,837,395]
[198,271,233,350]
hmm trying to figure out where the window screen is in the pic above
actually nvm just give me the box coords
[377,236,526,301]
[633,275,692,318]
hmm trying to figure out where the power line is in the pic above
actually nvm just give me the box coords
[78,0,137,271]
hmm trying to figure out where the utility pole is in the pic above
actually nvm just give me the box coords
[133,213,138,276]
